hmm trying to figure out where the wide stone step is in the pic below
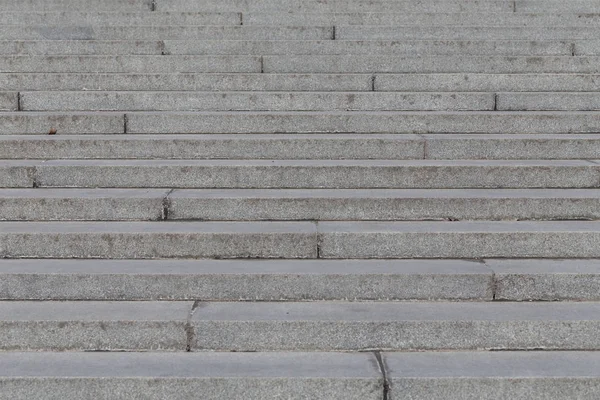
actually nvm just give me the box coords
[262,55,600,73]
[0,40,165,55]
[0,221,317,259]
[3,221,600,259]
[0,56,261,73]
[7,134,600,160]
[497,92,600,111]
[0,12,241,26]
[3,0,151,11]
[0,352,383,400]
[4,111,600,134]
[0,26,334,41]
[0,92,18,111]
[19,91,495,112]
[2,258,598,301]
[2,160,598,189]
[3,188,600,221]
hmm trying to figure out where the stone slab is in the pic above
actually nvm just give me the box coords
[0,40,164,55]
[0,92,18,111]
[2,0,152,11]
[0,161,37,188]
[0,112,124,134]
[0,221,317,259]
[0,301,191,351]
[498,92,600,111]
[0,259,492,301]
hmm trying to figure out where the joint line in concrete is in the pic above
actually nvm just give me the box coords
[373,352,390,400]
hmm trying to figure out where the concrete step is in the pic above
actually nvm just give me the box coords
[2,258,599,301]
[318,221,600,259]
[3,188,600,222]
[187,301,600,351]
[0,40,165,55]
[497,92,600,111]
[384,351,600,400]
[0,56,261,73]
[3,134,600,160]
[122,111,600,134]
[3,221,600,258]
[155,0,515,13]
[374,73,600,92]
[19,91,495,112]
[262,55,600,73]
[336,26,600,40]
[4,73,600,92]
[2,0,152,11]
[0,221,317,259]
[2,159,598,189]
[0,11,241,26]
[162,39,575,56]
[0,92,18,111]
[0,26,334,41]
[0,112,124,134]
[0,73,373,91]
[244,12,600,26]
[0,352,383,400]
[518,0,600,13]
[0,258,494,301]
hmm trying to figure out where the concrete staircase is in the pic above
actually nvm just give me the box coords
[2,0,600,398]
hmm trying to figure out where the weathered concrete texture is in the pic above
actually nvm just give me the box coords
[28,159,600,189]
[0,221,317,259]
[424,134,600,160]
[20,91,495,112]
[0,112,123,134]
[163,39,573,56]
[0,301,191,351]
[318,221,600,259]
[0,40,164,55]
[0,189,167,221]
[0,134,424,160]
[0,12,241,26]
[0,161,36,188]
[0,259,493,301]
[263,55,600,73]
[0,92,18,111]
[518,0,600,13]
[575,40,600,55]
[374,74,600,92]
[244,12,600,27]
[2,26,333,41]
[125,111,600,134]
[337,26,600,40]
[498,92,600,111]
[487,259,600,301]
[191,301,600,351]
[155,0,514,12]
[0,56,261,73]
[0,352,383,400]
[0,73,372,91]
[385,351,600,400]
[2,0,152,11]
[167,188,600,221]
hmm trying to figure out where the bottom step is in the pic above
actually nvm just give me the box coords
[0,352,598,400]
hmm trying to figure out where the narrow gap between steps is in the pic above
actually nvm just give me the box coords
[373,351,390,400]
[17,92,21,111]
[162,189,175,220]
[123,114,128,134]
[150,0,156,11]
[185,301,201,352]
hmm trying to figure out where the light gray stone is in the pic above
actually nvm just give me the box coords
[424,134,600,159]
[0,55,260,73]
[575,40,600,55]
[337,26,600,40]
[0,134,424,160]
[0,161,36,188]
[2,26,333,41]
[0,189,167,221]
[374,73,600,92]
[263,55,600,73]
[318,221,600,258]
[167,188,600,221]
[0,259,493,301]
[0,221,317,259]
[0,301,191,351]
[163,39,572,56]
[486,259,600,301]
[0,112,123,134]
[191,301,600,351]
[0,92,18,111]
[498,92,600,111]
[385,351,600,400]
[125,111,600,134]
[0,40,164,55]
[30,159,600,189]
[518,0,600,13]
[0,73,372,91]
[20,91,495,111]
[0,352,383,400]
[1,0,152,11]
